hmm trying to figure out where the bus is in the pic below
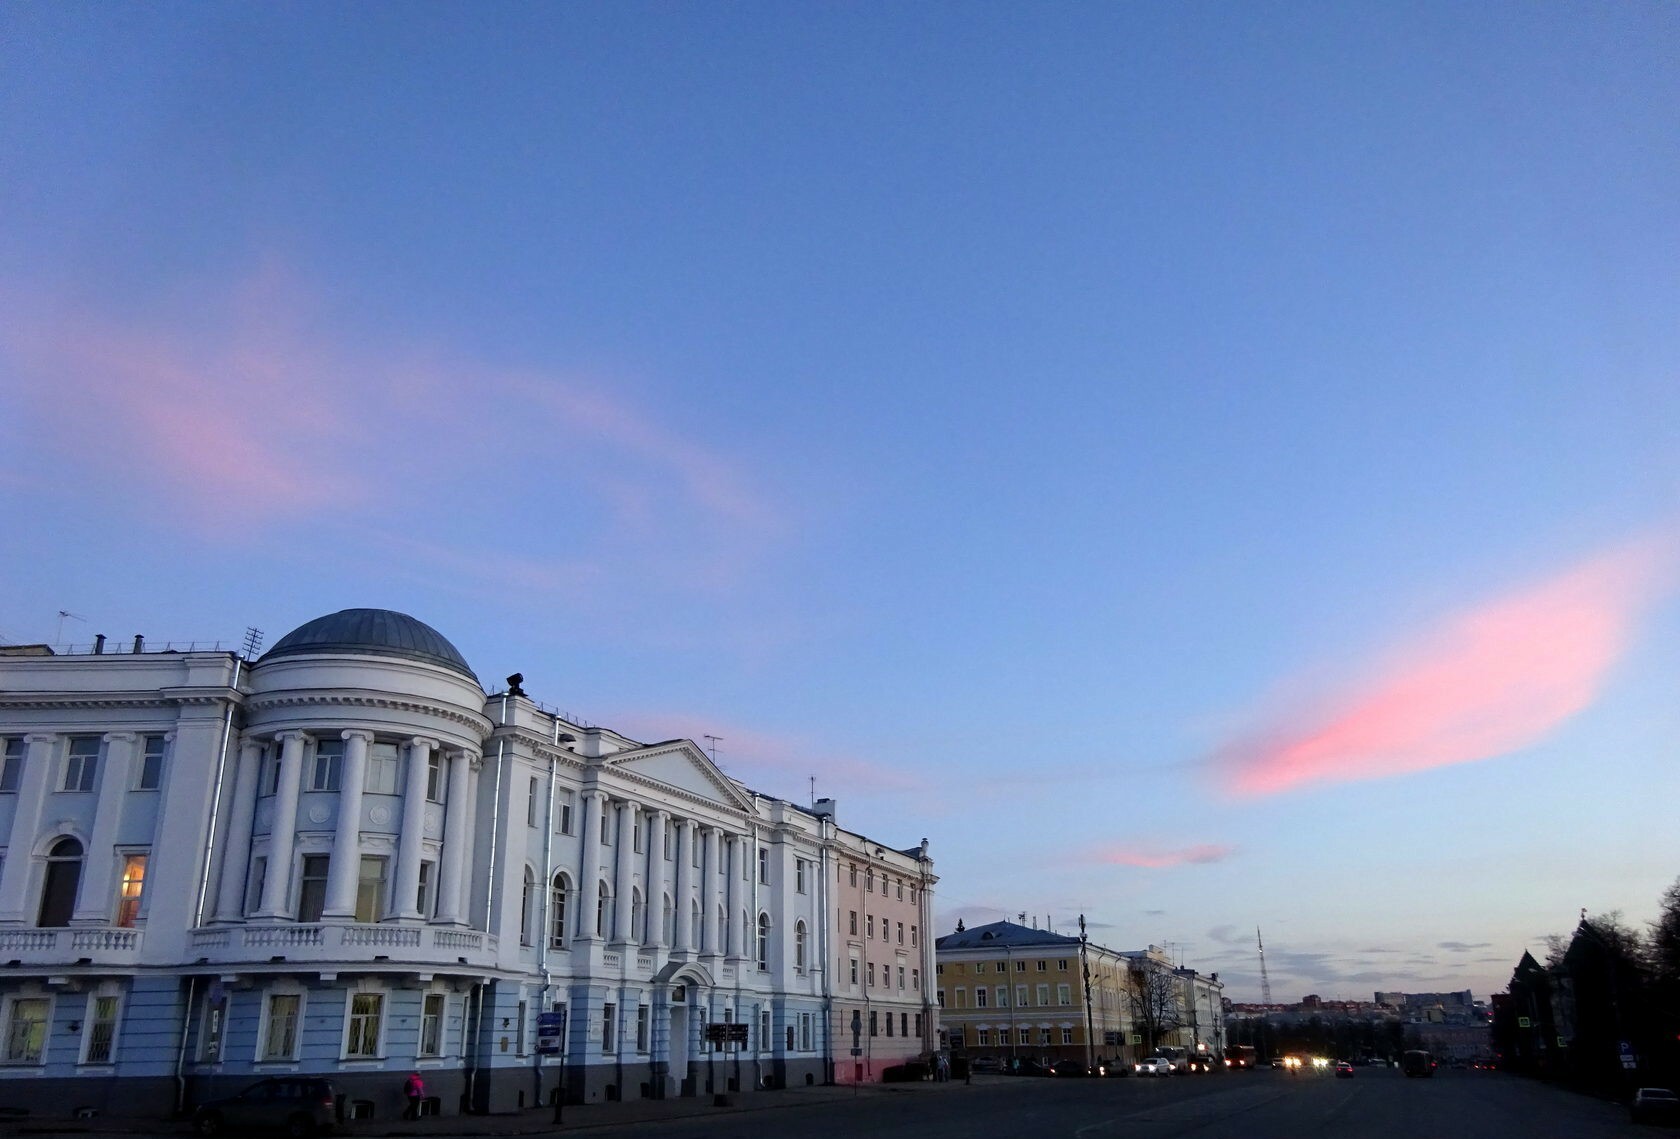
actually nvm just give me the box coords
[1402,1050,1436,1078]
[1224,1045,1257,1070]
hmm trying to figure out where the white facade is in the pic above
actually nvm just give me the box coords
[0,609,935,1121]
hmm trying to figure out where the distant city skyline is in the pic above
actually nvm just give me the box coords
[5,2,1679,1003]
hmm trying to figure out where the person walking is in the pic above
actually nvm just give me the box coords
[403,1071,426,1120]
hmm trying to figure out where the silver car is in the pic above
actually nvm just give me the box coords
[1134,1056,1173,1076]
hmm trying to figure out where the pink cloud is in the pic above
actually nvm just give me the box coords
[1088,843,1237,869]
[1216,533,1678,798]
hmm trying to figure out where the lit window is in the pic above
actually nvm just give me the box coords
[4,997,50,1064]
[345,993,383,1057]
[115,853,147,927]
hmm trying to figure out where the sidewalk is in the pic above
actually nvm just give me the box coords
[16,1076,990,1137]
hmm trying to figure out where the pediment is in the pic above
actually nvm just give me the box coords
[606,740,754,812]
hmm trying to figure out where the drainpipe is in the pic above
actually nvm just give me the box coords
[535,715,560,1109]
[818,814,833,1084]
[193,656,243,926]
[485,694,508,932]
[173,976,198,1114]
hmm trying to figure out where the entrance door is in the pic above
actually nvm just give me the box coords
[669,1004,689,1096]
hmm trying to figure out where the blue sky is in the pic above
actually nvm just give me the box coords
[4,2,1678,1001]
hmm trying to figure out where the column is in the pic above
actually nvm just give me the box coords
[394,737,433,920]
[577,790,605,938]
[72,732,136,924]
[645,810,669,948]
[700,827,721,956]
[256,731,308,918]
[724,835,741,960]
[673,819,694,952]
[0,735,56,924]
[214,739,263,922]
[321,730,372,920]
[433,748,473,925]
[457,754,481,926]
[612,801,635,942]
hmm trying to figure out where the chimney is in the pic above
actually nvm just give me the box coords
[812,798,836,821]
[132,634,145,653]
[94,634,106,655]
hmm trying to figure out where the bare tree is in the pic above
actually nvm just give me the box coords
[1126,962,1183,1056]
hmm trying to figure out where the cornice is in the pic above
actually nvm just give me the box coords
[246,692,492,734]
[0,688,239,711]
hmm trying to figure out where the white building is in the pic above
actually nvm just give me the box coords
[0,609,935,1121]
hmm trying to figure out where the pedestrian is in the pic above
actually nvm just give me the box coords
[403,1071,426,1120]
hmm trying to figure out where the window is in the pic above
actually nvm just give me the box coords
[995,985,1006,1007]
[1062,1027,1074,1045]
[866,869,874,893]
[868,962,876,987]
[549,873,568,948]
[756,912,770,970]
[759,1009,771,1049]
[201,992,227,1061]
[936,990,944,1008]
[245,856,267,915]
[1037,984,1049,1005]
[869,1010,878,1037]
[661,825,671,859]
[263,749,282,795]
[632,812,643,852]
[1036,960,1047,971]
[1018,1027,1030,1045]
[795,921,807,971]
[849,958,859,985]
[757,847,768,884]
[662,894,674,944]
[786,1023,795,1050]
[262,994,300,1060]
[1015,960,1026,971]
[1057,983,1071,1006]
[0,737,23,792]
[897,921,904,944]
[4,997,49,1064]
[915,1013,922,1037]
[602,1003,616,1053]
[977,1028,990,1047]
[417,860,436,918]
[1040,1028,1053,1047]
[136,735,166,791]
[912,968,920,990]
[516,999,528,1055]
[799,1011,813,1050]
[1016,984,1028,1007]
[1058,959,1069,971]
[558,794,573,835]
[297,854,330,922]
[527,777,539,827]
[885,1012,894,1037]
[63,737,99,791]
[975,986,988,1008]
[420,993,445,1057]
[37,837,82,927]
[83,994,120,1064]
[597,883,612,938]
[310,739,343,791]
[636,1004,650,1052]
[365,743,398,794]
[996,961,1007,973]
[520,868,536,946]
[898,967,905,990]
[849,910,857,936]
[355,856,388,924]
[115,853,147,927]
[345,993,383,1057]
[630,890,646,942]
[848,864,857,887]
[896,879,903,900]
[795,859,806,893]
[911,924,918,947]
[425,753,446,803]
[867,914,874,939]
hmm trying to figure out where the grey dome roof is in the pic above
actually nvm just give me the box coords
[262,608,478,682]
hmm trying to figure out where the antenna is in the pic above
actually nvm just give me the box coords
[809,775,816,807]
[241,627,265,659]
[55,610,85,644]
[1257,927,1273,1005]
[703,735,722,763]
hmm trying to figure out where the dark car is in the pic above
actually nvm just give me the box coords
[1012,1058,1054,1077]
[193,1078,339,1137]
[1631,1088,1680,1125]
[968,1056,1004,1073]
[1051,1059,1106,1077]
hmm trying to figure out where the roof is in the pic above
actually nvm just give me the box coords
[935,920,1082,951]
[261,608,479,683]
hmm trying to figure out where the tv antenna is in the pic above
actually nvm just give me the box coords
[241,627,265,659]
[702,735,722,763]
[55,610,85,644]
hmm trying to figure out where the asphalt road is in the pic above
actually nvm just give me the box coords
[580,1068,1644,1139]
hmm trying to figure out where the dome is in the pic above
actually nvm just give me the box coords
[261,608,478,681]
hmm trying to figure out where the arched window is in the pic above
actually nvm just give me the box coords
[38,837,84,927]
[756,912,770,970]
[520,867,535,946]
[795,920,807,971]
[631,888,646,942]
[597,882,613,938]
[549,872,569,948]
[717,904,725,949]
[662,894,674,945]
[690,898,701,942]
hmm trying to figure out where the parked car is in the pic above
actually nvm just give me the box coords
[1013,1058,1054,1077]
[968,1056,1004,1073]
[1335,1061,1355,1078]
[192,1078,339,1137]
[1134,1056,1173,1076]
[1051,1059,1106,1077]
[1631,1087,1680,1125]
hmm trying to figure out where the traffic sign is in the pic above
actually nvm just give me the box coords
[536,1010,566,1055]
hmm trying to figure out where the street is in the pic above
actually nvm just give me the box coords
[570,1070,1642,1139]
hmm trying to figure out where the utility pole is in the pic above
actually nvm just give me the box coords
[1080,915,1097,1074]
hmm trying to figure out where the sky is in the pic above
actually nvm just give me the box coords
[3,1,1678,1003]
